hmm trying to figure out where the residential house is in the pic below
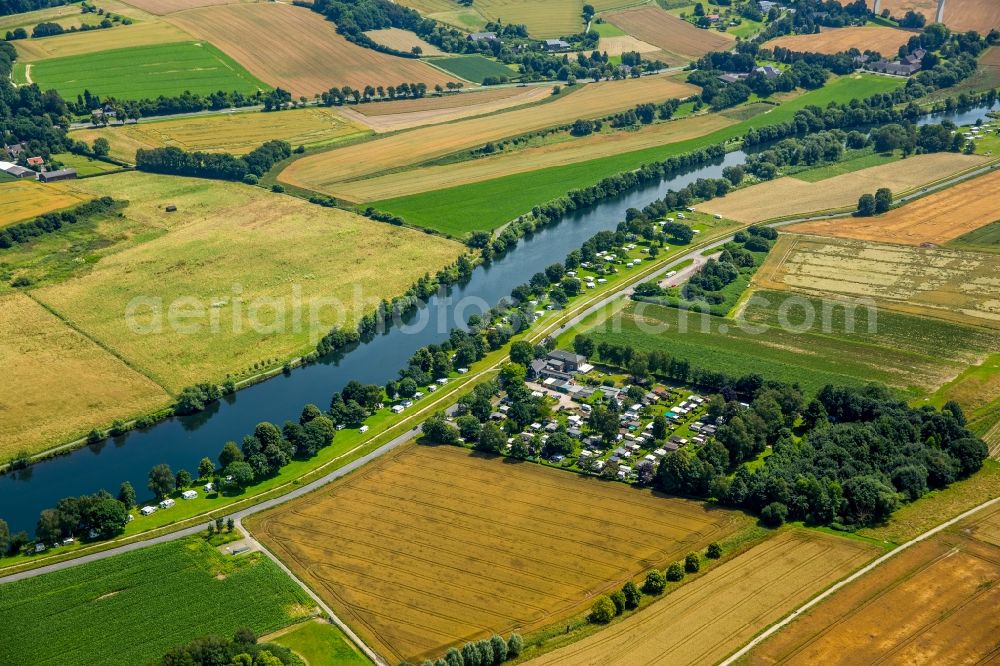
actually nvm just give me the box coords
[546,350,586,372]
[26,156,44,168]
[468,31,498,42]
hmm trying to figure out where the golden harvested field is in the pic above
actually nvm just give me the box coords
[280,74,698,192]
[765,26,914,56]
[0,180,91,228]
[344,86,552,132]
[247,444,747,664]
[607,6,733,62]
[942,0,1000,34]
[363,28,445,56]
[32,172,464,392]
[71,107,369,162]
[754,234,1000,329]
[14,20,193,61]
[528,530,876,666]
[695,153,986,223]
[597,35,661,57]
[751,505,1000,666]
[166,3,457,97]
[330,112,736,202]
[120,0,247,14]
[844,0,937,20]
[791,167,1000,246]
[0,293,171,458]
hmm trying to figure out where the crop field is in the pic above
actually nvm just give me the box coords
[598,35,661,56]
[695,153,986,223]
[0,537,314,666]
[750,505,1000,665]
[247,444,747,663]
[941,0,1000,34]
[754,234,1000,329]
[13,19,195,61]
[793,167,1000,246]
[337,112,736,206]
[278,74,698,192]
[167,3,457,97]
[71,107,369,162]
[0,180,91,228]
[122,0,253,13]
[405,0,584,38]
[428,55,516,83]
[366,74,904,233]
[30,172,463,392]
[527,530,877,666]
[948,221,1000,254]
[345,86,552,132]
[576,297,985,396]
[0,293,171,459]
[51,153,123,176]
[364,27,444,56]
[606,6,733,62]
[0,0,144,33]
[28,41,270,99]
[764,26,914,56]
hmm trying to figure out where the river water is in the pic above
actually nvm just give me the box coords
[0,151,750,532]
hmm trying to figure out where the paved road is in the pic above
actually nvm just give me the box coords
[719,494,1000,665]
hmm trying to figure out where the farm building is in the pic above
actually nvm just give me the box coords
[26,156,44,168]
[544,39,571,51]
[3,142,27,159]
[0,161,36,178]
[38,168,77,183]
[468,31,498,42]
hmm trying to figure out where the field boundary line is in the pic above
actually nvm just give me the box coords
[22,291,175,396]
[237,518,389,666]
[719,494,1000,665]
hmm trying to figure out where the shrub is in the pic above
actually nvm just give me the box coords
[642,569,666,594]
[506,634,523,658]
[271,184,285,193]
[609,590,626,615]
[590,595,616,624]
[243,173,259,185]
[706,542,722,559]
[761,501,788,527]
[621,580,641,609]
[665,562,685,582]
[684,552,700,573]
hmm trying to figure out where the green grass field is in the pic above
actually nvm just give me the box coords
[567,287,995,396]
[947,220,1000,253]
[372,75,904,234]
[51,152,122,176]
[429,55,518,83]
[791,149,899,182]
[0,538,314,665]
[29,41,270,100]
[593,21,626,36]
[273,621,371,666]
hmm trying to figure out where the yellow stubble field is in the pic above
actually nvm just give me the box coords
[0,180,91,228]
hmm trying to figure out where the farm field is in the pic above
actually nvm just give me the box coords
[246,443,748,663]
[753,234,1000,329]
[792,167,1000,246]
[606,6,733,62]
[12,19,194,61]
[27,41,270,99]
[527,530,877,666]
[120,0,246,13]
[270,620,372,666]
[27,172,463,392]
[764,26,914,56]
[367,75,904,233]
[0,292,171,459]
[0,0,144,33]
[750,504,1000,666]
[166,3,457,97]
[278,74,698,192]
[790,150,898,182]
[50,153,123,176]
[948,220,1000,254]
[428,55,516,83]
[0,179,91,228]
[364,27,444,56]
[941,0,1000,34]
[333,112,736,205]
[0,537,314,666]
[572,297,987,396]
[598,34,661,56]
[71,107,370,162]
[695,153,986,223]
[344,86,552,132]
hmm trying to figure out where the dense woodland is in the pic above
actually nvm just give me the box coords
[0,0,74,16]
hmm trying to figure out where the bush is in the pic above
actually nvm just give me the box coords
[590,595,617,624]
[621,580,641,609]
[760,501,788,527]
[609,590,626,615]
[684,552,700,573]
[271,184,285,193]
[642,569,666,594]
[665,562,685,582]
[506,634,523,658]
[706,542,722,559]
[243,173,259,185]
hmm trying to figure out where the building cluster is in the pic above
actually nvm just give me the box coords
[860,48,927,77]
[1,144,77,181]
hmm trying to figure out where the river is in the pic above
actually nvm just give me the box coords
[0,150,750,532]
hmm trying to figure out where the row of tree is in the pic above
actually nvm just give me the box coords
[157,628,297,666]
[413,633,523,666]
[135,140,292,182]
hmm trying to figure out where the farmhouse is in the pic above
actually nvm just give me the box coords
[26,156,44,168]
[867,50,925,77]
[544,39,571,51]
[38,168,78,183]
[0,161,36,178]
[468,31,498,42]
[754,65,781,79]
